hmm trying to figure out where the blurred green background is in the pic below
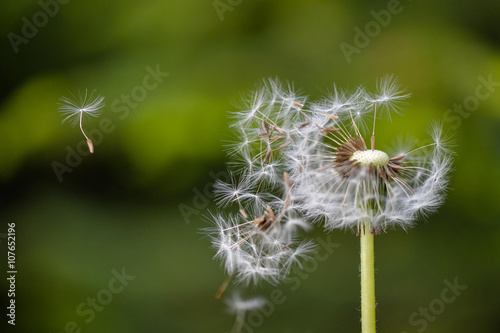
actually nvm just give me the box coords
[1,0,500,332]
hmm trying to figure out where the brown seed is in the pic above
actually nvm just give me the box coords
[273,126,286,134]
[264,121,270,134]
[377,166,387,181]
[264,149,273,163]
[390,163,404,171]
[258,123,267,136]
[390,154,406,162]
[278,141,291,150]
[239,208,249,219]
[253,216,266,224]
[298,121,311,129]
[325,114,339,120]
[87,139,94,153]
[284,172,291,188]
[337,151,354,156]
[385,166,396,178]
[266,206,275,220]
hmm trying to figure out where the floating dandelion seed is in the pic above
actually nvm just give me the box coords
[58,90,105,153]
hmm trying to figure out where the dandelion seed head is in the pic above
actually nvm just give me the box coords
[206,76,452,291]
[283,77,451,232]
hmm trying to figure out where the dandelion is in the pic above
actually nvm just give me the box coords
[58,90,105,153]
[288,76,452,233]
[206,76,453,333]
[287,76,452,333]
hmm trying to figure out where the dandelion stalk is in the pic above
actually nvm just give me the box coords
[206,76,453,332]
[360,223,376,333]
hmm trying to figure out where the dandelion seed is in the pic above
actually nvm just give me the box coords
[58,89,105,153]
[368,74,411,117]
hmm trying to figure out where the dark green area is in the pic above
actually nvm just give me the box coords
[1,0,499,332]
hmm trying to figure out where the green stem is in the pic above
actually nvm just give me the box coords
[360,224,376,333]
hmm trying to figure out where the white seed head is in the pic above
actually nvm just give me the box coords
[206,76,453,290]
[350,150,389,167]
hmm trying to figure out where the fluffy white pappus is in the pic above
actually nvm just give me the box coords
[366,74,411,118]
[251,162,283,186]
[310,87,369,132]
[224,128,287,188]
[294,172,375,231]
[230,86,270,127]
[224,126,253,158]
[283,216,311,234]
[59,89,105,126]
[427,121,456,157]
[387,134,419,158]
[224,79,312,188]
[214,182,245,208]
[264,78,308,122]
[312,85,361,113]
[206,204,315,285]
[206,213,241,275]
[282,240,316,273]
[230,78,308,128]
[238,261,282,285]
[298,121,452,231]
